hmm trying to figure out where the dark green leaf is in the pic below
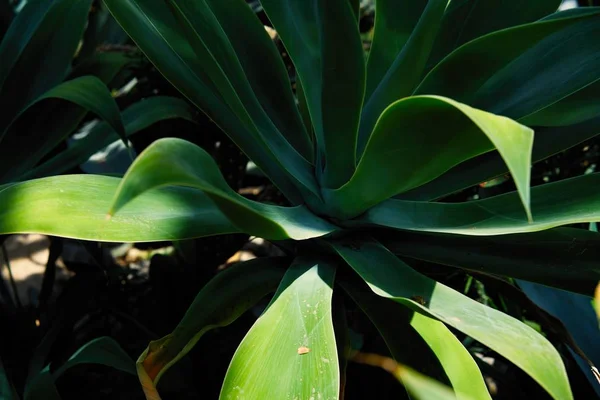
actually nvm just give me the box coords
[0,175,239,242]
[25,96,197,180]
[0,354,19,400]
[332,238,572,400]
[138,257,286,399]
[359,0,447,153]
[109,138,337,240]
[427,0,561,69]
[221,258,339,400]
[380,228,600,296]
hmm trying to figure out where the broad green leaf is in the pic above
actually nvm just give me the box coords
[138,257,286,399]
[109,138,337,240]
[103,0,303,204]
[417,10,600,124]
[427,0,561,69]
[261,0,365,187]
[331,238,572,400]
[0,76,127,183]
[24,96,197,180]
[359,0,447,153]
[325,96,533,220]
[0,0,93,133]
[365,0,427,99]
[340,262,490,400]
[380,228,600,296]
[204,0,313,163]
[399,115,600,201]
[397,366,465,400]
[25,337,135,400]
[517,280,600,397]
[163,0,318,201]
[0,354,19,400]
[354,173,600,236]
[78,1,128,60]
[0,175,239,242]
[220,258,339,400]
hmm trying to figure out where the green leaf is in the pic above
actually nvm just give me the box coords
[397,366,466,400]
[340,259,490,400]
[325,96,533,220]
[417,10,600,124]
[0,0,94,133]
[25,337,135,400]
[0,175,239,242]
[427,0,561,69]
[365,0,427,99]
[331,238,572,400]
[260,0,365,187]
[69,51,139,86]
[354,173,600,236]
[399,115,600,201]
[24,96,197,180]
[220,258,339,400]
[203,0,313,163]
[380,228,600,296]
[109,138,337,241]
[137,257,286,399]
[103,0,304,204]
[0,76,127,182]
[0,354,19,400]
[359,0,447,153]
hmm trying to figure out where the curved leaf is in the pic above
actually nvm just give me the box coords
[417,10,600,124]
[427,0,561,68]
[379,228,600,296]
[331,238,572,400]
[0,354,19,400]
[359,0,447,152]
[325,96,533,220]
[0,0,93,133]
[355,173,600,236]
[103,0,304,204]
[220,258,339,400]
[25,96,197,180]
[109,138,337,241]
[399,115,600,201]
[70,51,139,86]
[260,0,365,187]
[341,277,491,399]
[137,257,286,399]
[0,175,239,242]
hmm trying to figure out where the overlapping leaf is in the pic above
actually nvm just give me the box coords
[332,238,572,400]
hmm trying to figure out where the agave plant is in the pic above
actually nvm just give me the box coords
[3,0,600,399]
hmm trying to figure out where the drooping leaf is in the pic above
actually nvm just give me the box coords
[0,0,94,132]
[341,276,491,399]
[354,173,600,236]
[220,258,339,400]
[103,0,304,204]
[359,0,447,152]
[24,96,197,180]
[427,0,561,68]
[331,238,572,400]
[261,0,365,187]
[69,51,139,86]
[399,114,600,201]
[137,257,286,399]
[517,280,600,397]
[0,354,19,400]
[417,9,600,126]
[325,96,533,220]
[379,228,600,296]
[0,175,239,242]
[109,138,337,240]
